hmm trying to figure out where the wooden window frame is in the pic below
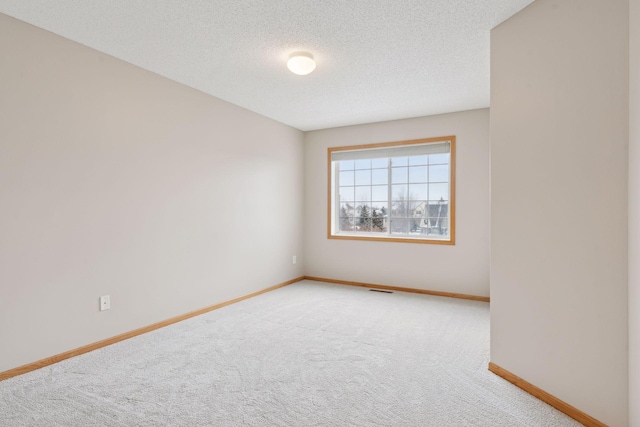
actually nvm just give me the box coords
[327,136,456,245]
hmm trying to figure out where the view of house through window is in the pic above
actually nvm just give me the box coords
[329,136,455,244]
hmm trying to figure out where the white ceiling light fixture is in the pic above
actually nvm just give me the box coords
[287,51,316,76]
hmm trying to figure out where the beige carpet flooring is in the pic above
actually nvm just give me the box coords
[0,280,582,426]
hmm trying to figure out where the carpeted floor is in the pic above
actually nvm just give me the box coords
[0,280,581,426]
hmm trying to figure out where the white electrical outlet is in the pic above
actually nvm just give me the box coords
[99,295,111,311]
[293,255,297,265]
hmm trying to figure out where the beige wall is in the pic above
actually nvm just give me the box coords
[304,109,490,297]
[490,1,629,425]
[0,14,304,373]
[630,0,639,424]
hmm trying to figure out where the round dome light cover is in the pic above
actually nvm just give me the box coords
[287,51,316,75]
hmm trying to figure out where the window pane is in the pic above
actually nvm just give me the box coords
[371,202,388,213]
[391,184,408,201]
[411,201,428,217]
[355,170,371,185]
[391,167,408,184]
[356,203,372,218]
[371,185,387,201]
[339,170,354,186]
[340,203,355,217]
[428,202,449,224]
[409,155,428,166]
[409,166,427,183]
[355,186,371,202]
[429,153,449,165]
[371,211,386,232]
[426,216,448,237]
[340,160,355,170]
[391,156,408,166]
[372,169,388,185]
[409,184,427,200]
[357,218,373,232]
[429,183,449,201]
[390,218,409,234]
[356,204,373,233]
[429,165,449,183]
[391,200,408,218]
[409,218,422,234]
[339,186,354,202]
[372,158,388,168]
[355,159,371,169]
[339,217,355,232]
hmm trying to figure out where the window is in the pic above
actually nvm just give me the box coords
[328,136,455,244]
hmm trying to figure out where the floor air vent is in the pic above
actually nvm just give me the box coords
[369,289,393,294]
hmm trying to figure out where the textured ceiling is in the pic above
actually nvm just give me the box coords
[0,0,534,131]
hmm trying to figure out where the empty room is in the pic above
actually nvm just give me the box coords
[1,1,638,426]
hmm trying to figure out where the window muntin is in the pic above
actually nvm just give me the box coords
[328,136,455,244]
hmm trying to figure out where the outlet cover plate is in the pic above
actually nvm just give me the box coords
[100,295,111,311]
